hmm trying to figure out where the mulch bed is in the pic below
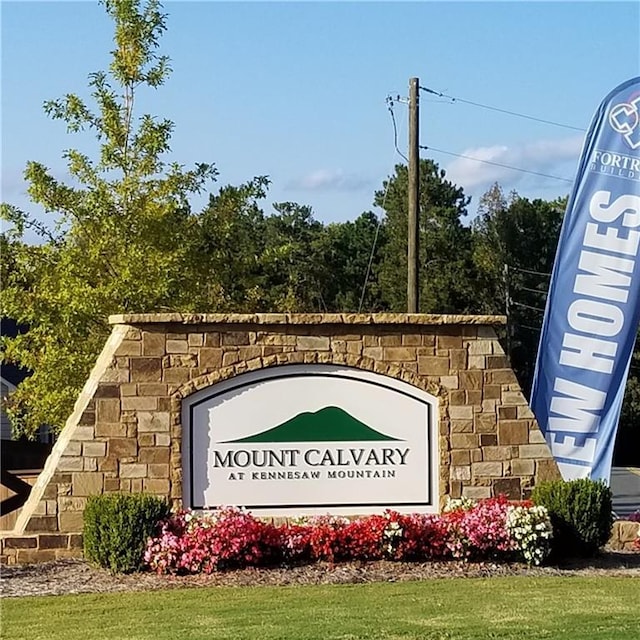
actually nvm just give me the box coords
[2,551,639,598]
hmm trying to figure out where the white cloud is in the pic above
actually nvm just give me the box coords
[438,135,585,216]
[443,135,584,192]
[1,167,29,199]
[2,165,82,201]
[288,169,370,192]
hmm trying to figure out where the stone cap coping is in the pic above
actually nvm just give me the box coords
[109,313,506,326]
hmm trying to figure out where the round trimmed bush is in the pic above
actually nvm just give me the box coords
[84,493,170,573]
[531,479,613,558]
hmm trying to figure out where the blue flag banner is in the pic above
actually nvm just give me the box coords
[531,77,640,482]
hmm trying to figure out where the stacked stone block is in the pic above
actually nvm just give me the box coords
[2,313,561,564]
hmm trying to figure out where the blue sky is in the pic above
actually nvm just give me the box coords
[2,1,639,238]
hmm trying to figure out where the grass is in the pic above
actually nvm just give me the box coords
[2,576,639,640]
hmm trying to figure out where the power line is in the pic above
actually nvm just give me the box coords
[358,100,402,313]
[519,285,548,296]
[508,264,552,277]
[358,210,385,314]
[511,300,546,313]
[420,85,586,132]
[420,145,574,183]
[518,324,543,332]
[386,96,408,163]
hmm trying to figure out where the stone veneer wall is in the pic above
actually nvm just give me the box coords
[1,313,561,564]
[607,521,640,551]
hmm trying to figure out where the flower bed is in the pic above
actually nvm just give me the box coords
[144,496,553,574]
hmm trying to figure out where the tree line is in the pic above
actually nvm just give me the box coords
[1,0,637,465]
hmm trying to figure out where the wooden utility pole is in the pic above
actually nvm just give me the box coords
[407,77,420,313]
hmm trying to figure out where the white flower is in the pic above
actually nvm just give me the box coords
[443,496,476,513]
[505,505,553,566]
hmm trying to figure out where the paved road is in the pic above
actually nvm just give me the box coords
[611,466,640,518]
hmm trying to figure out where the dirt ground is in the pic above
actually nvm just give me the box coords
[2,551,639,598]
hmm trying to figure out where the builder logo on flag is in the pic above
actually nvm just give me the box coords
[608,93,640,150]
[531,77,640,483]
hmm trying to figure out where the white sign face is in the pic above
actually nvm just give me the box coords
[182,365,438,516]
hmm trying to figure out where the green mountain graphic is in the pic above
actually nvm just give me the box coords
[223,406,401,443]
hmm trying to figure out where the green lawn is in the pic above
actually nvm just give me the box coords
[2,576,639,640]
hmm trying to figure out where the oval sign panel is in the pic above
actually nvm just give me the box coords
[182,364,438,516]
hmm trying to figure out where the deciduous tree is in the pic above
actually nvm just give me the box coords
[471,184,565,393]
[1,0,216,437]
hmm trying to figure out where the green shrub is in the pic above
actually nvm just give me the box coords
[531,479,613,558]
[83,493,170,573]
